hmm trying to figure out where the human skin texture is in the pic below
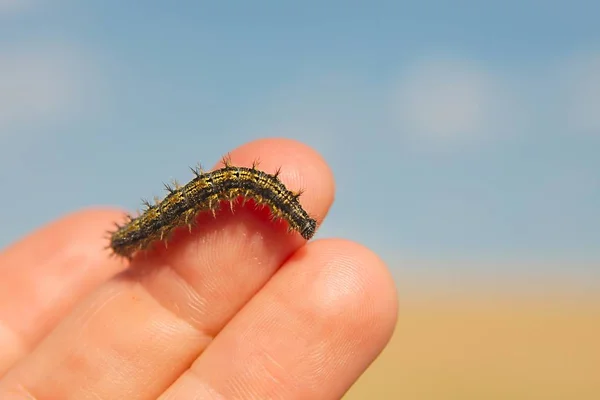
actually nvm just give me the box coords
[0,138,398,399]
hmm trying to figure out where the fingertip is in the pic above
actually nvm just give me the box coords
[298,238,399,349]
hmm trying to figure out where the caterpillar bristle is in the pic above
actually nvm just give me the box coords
[221,153,233,167]
[163,182,175,194]
[190,165,202,178]
[141,198,152,210]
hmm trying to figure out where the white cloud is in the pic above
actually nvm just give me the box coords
[389,51,600,146]
[561,52,600,135]
[0,43,91,134]
[238,52,597,156]
[390,57,510,146]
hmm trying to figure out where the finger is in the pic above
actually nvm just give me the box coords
[159,239,399,400]
[0,138,335,399]
[0,209,128,375]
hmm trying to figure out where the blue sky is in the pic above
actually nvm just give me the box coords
[1,1,599,282]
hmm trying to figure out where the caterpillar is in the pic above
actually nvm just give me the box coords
[108,156,317,259]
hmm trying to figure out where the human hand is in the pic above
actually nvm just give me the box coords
[0,138,398,399]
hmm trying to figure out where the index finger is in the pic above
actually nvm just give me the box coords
[0,137,336,399]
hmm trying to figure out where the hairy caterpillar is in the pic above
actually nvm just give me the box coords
[108,156,317,258]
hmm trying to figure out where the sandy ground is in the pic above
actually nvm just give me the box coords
[344,285,600,399]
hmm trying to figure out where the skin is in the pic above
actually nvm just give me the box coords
[0,138,398,399]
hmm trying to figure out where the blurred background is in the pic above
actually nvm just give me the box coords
[1,1,598,398]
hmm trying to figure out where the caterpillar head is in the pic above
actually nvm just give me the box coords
[300,218,317,240]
